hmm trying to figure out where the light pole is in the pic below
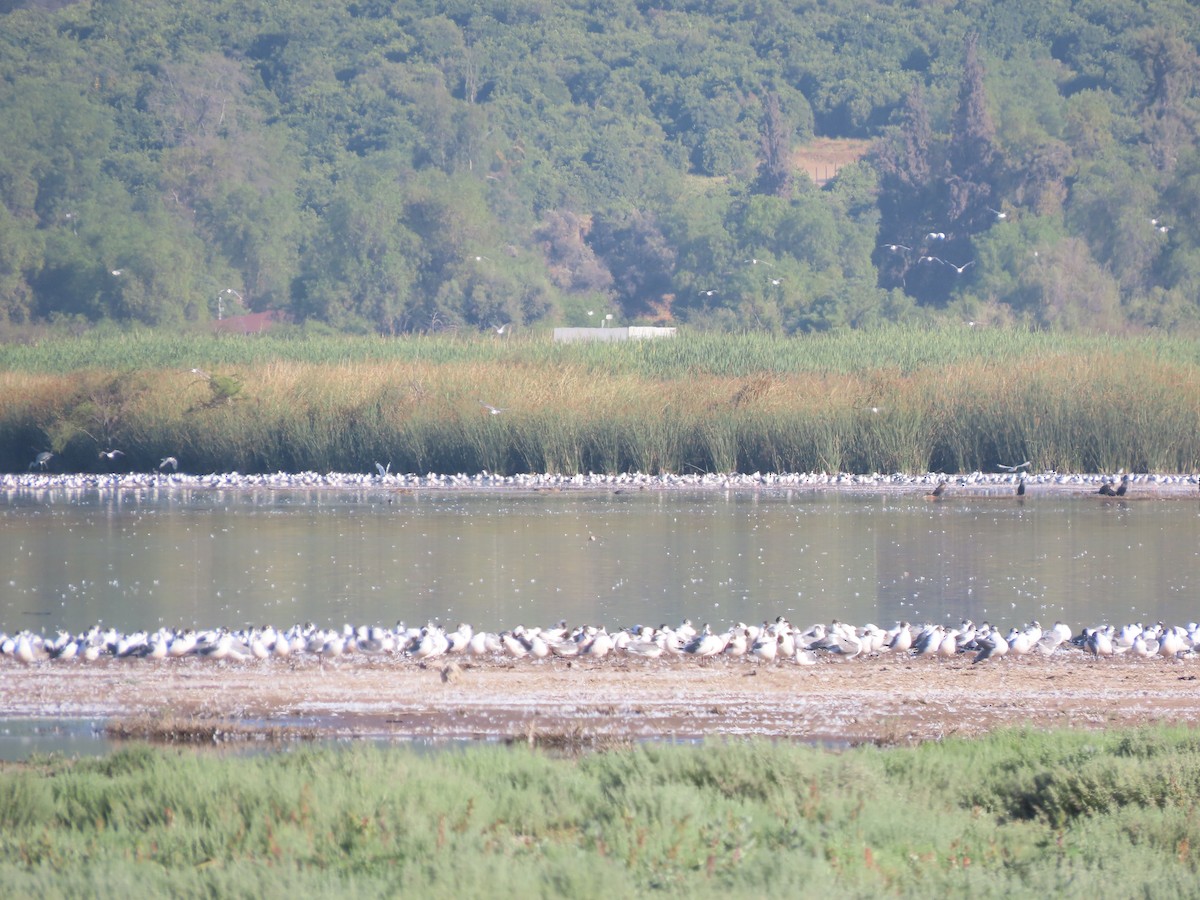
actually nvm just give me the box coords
[217,288,242,321]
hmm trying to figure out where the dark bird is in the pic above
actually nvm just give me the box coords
[927,479,948,500]
[1098,473,1129,497]
[1016,476,1026,497]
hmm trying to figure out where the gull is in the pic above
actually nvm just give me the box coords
[492,323,509,335]
[698,289,719,297]
[159,456,178,471]
[879,243,911,252]
[472,255,491,261]
[743,258,774,267]
[987,207,1007,220]
[110,269,123,276]
[918,255,940,264]
[375,461,391,477]
[98,449,124,461]
[479,402,506,415]
[769,277,783,286]
[924,232,946,241]
[189,367,210,379]
[943,259,974,274]
[997,460,1031,472]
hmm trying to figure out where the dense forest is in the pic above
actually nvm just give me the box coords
[1,0,1199,335]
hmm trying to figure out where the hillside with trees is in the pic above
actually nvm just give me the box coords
[1,0,1198,335]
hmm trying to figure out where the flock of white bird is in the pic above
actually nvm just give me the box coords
[2,617,1197,667]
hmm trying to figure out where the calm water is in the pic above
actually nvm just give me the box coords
[3,488,1200,634]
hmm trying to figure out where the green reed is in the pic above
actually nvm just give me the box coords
[1,331,1199,474]
[2,726,1200,895]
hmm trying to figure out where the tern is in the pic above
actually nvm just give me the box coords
[997,461,1031,472]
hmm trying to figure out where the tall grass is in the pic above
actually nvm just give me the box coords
[1,726,1200,895]
[2,329,1199,474]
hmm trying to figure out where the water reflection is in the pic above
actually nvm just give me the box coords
[2,488,1198,632]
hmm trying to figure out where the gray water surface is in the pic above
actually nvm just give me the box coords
[3,488,1198,634]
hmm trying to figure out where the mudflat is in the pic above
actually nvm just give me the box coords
[3,651,1198,746]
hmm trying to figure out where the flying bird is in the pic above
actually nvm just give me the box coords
[492,323,509,335]
[698,289,719,297]
[743,258,774,267]
[98,449,124,461]
[879,243,911,252]
[375,461,391,477]
[159,456,178,471]
[943,259,975,274]
[479,402,506,415]
[988,207,1007,220]
[924,232,946,241]
[997,460,1031,472]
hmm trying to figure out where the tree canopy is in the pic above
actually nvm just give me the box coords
[2,0,1199,334]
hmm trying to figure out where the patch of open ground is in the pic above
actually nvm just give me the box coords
[3,653,1199,748]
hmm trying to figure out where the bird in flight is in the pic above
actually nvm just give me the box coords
[924,232,946,241]
[943,259,975,274]
[159,457,178,471]
[997,460,1031,472]
[375,461,391,477]
[988,207,1007,220]
[744,258,774,267]
[880,243,911,253]
[698,289,718,297]
[479,402,506,415]
[98,449,124,461]
[493,323,509,335]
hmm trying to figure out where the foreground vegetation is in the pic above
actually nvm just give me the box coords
[1,726,1199,895]
[2,0,1200,334]
[3,328,1200,476]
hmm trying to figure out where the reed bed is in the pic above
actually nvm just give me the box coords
[2,330,1199,475]
[1,726,1200,895]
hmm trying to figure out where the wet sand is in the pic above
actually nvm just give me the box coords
[3,651,1199,746]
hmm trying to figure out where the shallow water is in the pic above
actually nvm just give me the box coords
[2,487,1199,634]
